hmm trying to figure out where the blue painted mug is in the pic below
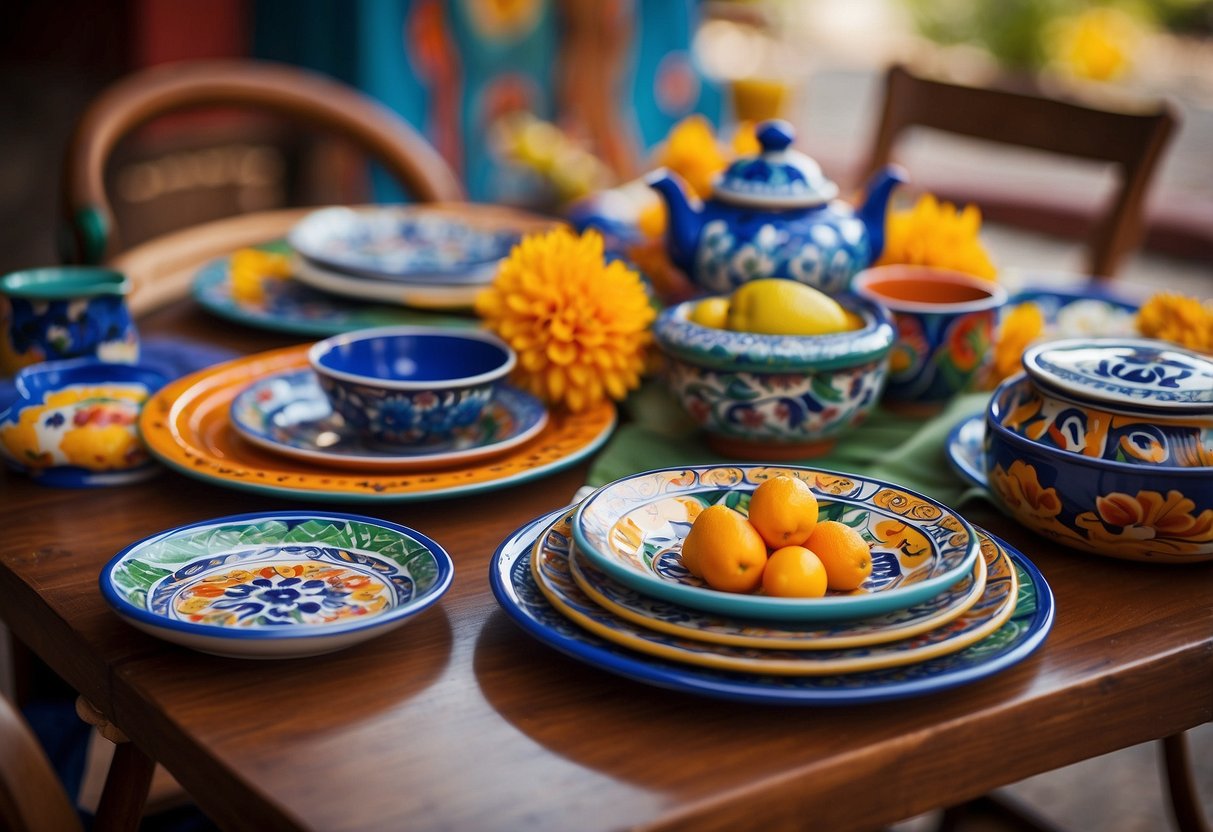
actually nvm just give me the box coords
[0,267,139,376]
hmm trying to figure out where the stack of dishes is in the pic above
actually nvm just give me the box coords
[490,464,1055,705]
[287,204,550,311]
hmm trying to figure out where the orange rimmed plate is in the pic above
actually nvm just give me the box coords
[139,345,616,502]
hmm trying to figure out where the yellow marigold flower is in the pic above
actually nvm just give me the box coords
[230,248,291,303]
[1136,292,1213,354]
[1048,7,1144,83]
[877,194,998,280]
[655,114,730,199]
[475,228,655,412]
[990,301,1046,384]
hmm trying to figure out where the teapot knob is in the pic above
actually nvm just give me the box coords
[756,119,795,152]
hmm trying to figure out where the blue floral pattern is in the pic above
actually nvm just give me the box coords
[1024,339,1213,410]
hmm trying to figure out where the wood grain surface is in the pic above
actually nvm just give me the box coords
[2,276,1210,832]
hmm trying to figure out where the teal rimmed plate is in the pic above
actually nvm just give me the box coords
[537,509,1014,675]
[229,369,548,472]
[100,511,453,658]
[490,508,1054,704]
[573,465,979,622]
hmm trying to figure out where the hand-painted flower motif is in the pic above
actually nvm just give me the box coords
[988,460,1063,522]
[872,489,944,521]
[1074,490,1213,556]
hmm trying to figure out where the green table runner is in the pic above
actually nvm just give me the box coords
[586,385,993,510]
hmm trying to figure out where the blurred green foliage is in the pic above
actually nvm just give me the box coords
[903,0,1213,72]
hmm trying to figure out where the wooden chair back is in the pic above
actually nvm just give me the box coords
[62,59,465,264]
[0,694,83,832]
[865,63,1178,278]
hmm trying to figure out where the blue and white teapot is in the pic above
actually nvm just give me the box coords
[646,119,905,295]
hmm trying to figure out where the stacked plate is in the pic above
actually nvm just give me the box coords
[491,464,1055,705]
[287,205,537,311]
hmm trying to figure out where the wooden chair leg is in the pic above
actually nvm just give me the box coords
[92,740,155,832]
[1162,731,1211,832]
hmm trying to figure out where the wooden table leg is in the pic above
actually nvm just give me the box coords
[75,696,155,832]
[1163,731,1211,832]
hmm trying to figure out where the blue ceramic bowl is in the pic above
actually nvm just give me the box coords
[308,326,516,446]
[0,358,167,487]
[652,293,894,459]
[984,390,1213,564]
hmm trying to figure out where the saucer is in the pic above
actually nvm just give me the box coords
[230,369,548,471]
[292,256,484,310]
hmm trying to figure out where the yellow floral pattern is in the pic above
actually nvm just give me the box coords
[1075,490,1213,557]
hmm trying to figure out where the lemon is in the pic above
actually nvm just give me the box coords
[689,296,730,328]
[726,278,849,336]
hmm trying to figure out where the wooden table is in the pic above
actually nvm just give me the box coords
[2,214,1211,832]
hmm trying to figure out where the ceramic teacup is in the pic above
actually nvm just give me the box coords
[853,265,1007,413]
[0,267,139,376]
[308,326,516,447]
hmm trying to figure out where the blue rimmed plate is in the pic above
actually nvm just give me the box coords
[535,509,1016,674]
[192,256,476,336]
[101,511,453,658]
[947,414,988,489]
[229,369,548,472]
[490,508,1054,705]
[288,205,520,284]
[573,465,980,622]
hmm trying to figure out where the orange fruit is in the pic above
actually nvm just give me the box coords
[746,475,819,549]
[804,520,873,591]
[761,545,828,598]
[680,505,768,593]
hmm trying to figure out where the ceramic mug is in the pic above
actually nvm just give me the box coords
[0,267,139,376]
[853,265,1007,413]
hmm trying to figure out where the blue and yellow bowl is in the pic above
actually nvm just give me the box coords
[0,358,167,487]
[652,293,894,459]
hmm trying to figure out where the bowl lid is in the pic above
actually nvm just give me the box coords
[1022,338,1213,415]
[713,120,839,209]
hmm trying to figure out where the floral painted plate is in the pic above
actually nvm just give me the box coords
[288,205,524,283]
[569,533,989,650]
[192,256,476,336]
[535,509,1015,674]
[573,466,979,622]
[946,414,988,490]
[229,369,548,472]
[100,511,453,658]
[292,256,484,310]
[490,508,1054,704]
[138,345,616,503]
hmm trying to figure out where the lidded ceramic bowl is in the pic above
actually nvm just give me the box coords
[652,293,895,459]
[308,326,516,447]
[991,338,1213,467]
[983,338,1213,563]
[0,358,167,486]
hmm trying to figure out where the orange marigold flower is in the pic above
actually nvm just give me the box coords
[1136,292,1213,354]
[475,228,655,412]
[990,301,1046,383]
[877,194,998,280]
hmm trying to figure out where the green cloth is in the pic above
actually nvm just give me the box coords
[587,385,993,509]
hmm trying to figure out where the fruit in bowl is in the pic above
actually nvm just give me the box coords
[652,286,894,459]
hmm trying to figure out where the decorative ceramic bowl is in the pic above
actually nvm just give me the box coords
[0,358,167,486]
[0,266,139,375]
[100,511,454,658]
[984,392,1213,564]
[573,464,980,621]
[992,373,1212,467]
[308,326,515,447]
[852,265,1007,413]
[651,293,894,458]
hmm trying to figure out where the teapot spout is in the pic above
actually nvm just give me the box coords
[645,168,704,275]
[858,165,908,265]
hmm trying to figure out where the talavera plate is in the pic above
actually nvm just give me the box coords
[490,508,1054,705]
[101,511,453,658]
[229,369,548,471]
[534,509,1016,674]
[573,465,979,622]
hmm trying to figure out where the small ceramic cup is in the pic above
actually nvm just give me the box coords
[853,265,1007,414]
[308,326,516,447]
[0,267,139,376]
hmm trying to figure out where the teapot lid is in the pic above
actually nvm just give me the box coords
[713,120,839,208]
